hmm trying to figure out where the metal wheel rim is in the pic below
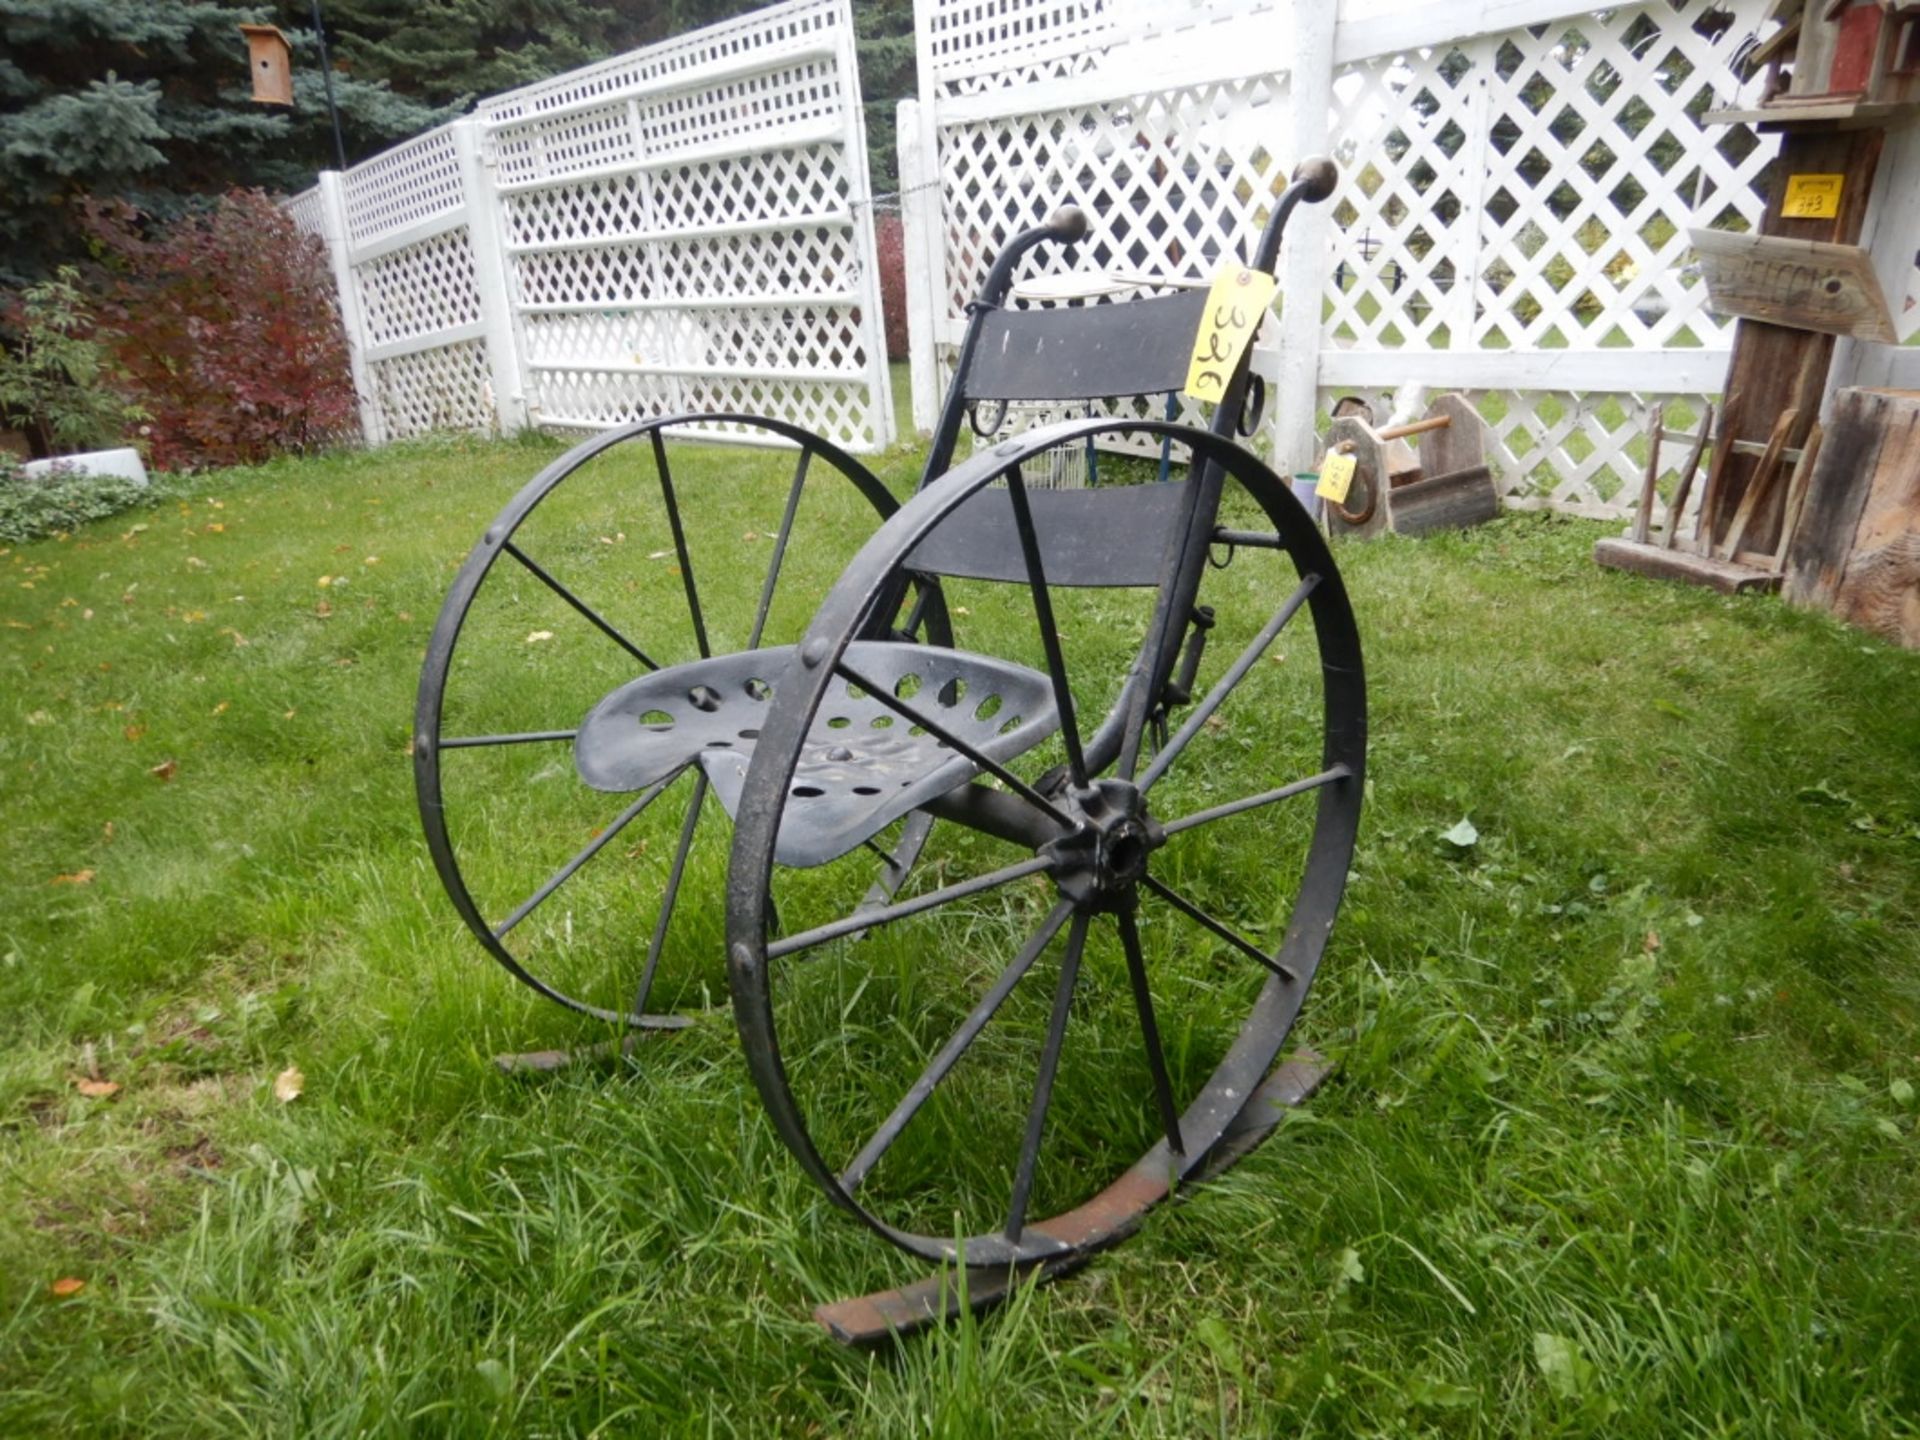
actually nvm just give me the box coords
[414,414,904,1024]
[726,419,1366,1266]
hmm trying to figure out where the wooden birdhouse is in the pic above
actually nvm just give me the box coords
[240,24,294,108]
[1742,0,1920,118]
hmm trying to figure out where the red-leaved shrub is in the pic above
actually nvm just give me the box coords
[873,210,909,362]
[78,190,357,471]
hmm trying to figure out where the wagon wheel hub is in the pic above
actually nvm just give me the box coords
[1043,778,1164,909]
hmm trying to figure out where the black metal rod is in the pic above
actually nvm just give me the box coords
[1117,907,1184,1156]
[1141,875,1295,984]
[309,0,348,172]
[766,854,1056,961]
[748,446,812,650]
[438,728,577,749]
[1212,528,1289,551]
[1139,574,1319,791]
[502,541,659,671]
[493,772,680,939]
[652,430,710,659]
[630,771,707,1022]
[1159,765,1351,838]
[1006,909,1089,1241]
[834,659,1077,831]
[840,899,1074,1193]
[1003,465,1087,787]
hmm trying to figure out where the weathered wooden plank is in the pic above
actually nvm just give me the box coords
[1786,388,1920,646]
[1705,126,1882,558]
[1391,466,1499,536]
[1594,538,1782,594]
[1688,230,1897,343]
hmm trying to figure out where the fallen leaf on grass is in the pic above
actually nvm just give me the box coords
[123,724,146,741]
[102,821,115,843]
[49,1278,85,1298]
[525,630,554,643]
[51,870,95,886]
[274,1066,304,1103]
[74,1078,120,1098]
[1643,930,1661,953]
[149,759,179,782]
[26,709,51,726]
[211,700,230,716]
[317,575,334,588]
[1440,817,1479,848]
[315,599,332,618]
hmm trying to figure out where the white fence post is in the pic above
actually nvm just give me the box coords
[898,97,942,436]
[315,171,383,446]
[1274,0,1336,473]
[452,119,530,435]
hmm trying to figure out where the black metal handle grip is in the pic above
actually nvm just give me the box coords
[1045,205,1088,245]
[1291,156,1338,204]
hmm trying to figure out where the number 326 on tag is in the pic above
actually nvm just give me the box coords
[1183,267,1278,404]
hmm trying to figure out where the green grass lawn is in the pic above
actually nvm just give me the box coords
[2,419,1917,1437]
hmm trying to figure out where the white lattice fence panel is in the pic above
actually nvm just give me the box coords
[484,0,892,451]
[285,186,326,239]
[371,340,496,437]
[1314,1,1776,514]
[1326,3,1777,357]
[1319,383,1717,520]
[342,126,467,249]
[355,230,483,350]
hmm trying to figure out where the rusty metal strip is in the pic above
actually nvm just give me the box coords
[812,1051,1332,1345]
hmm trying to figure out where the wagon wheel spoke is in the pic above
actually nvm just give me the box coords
[766,854,1056,961]
[1138,573,1319,790]
[840,898,1075,1193]
[492,769,684,939]
[1004,465,1087,787]
[501,540,659,672]
[1140,875,1295,984]
[437,727,578,750]
[629,771,710,1021]
[746,446,813,651]
[1116,906,1184,1156]
[1158,764,1352,838]
[651,430,710,659]
[834,659,1076,831]
[1006,909,1091,1241]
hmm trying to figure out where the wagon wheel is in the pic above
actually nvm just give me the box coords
[415,415,944,1029]
[727,420,1365,1265]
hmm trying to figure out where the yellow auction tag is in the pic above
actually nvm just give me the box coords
[1315,449,1357,503]
[1183,265,1278,403]
[1782,173,1843,219]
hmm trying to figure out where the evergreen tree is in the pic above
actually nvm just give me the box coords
[313,0,622,108]
[0,0,445,286]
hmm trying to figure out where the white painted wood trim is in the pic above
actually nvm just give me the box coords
[1333,0,1607,65]
[898,98,941,436]
[1318,348,1733,392]
[316,172,384,445]
[453,120,529,433]
[1276,2,1335,472]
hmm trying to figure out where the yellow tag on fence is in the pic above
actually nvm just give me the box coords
[1183,265,1278,404]
[1315,450,1357,503]
[1782,173,1844,219]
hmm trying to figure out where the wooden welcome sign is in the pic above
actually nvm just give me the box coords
[1688,229,1896,343]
